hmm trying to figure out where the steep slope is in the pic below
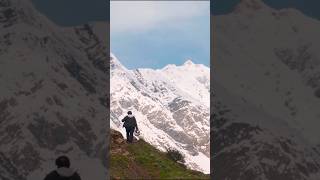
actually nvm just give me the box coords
[212,80,320,179]
[213,0,320,178]
[215,0,320,142]
[0,0,108,179]
[110,129,209,179]
[110,54,210,173]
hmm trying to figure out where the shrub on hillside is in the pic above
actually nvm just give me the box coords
[166,147,185,163]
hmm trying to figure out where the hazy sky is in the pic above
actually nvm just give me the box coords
[111,1,210,69]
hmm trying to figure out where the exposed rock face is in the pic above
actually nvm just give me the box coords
[0,0,108,179]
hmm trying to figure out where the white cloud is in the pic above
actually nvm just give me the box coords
[111,1,209,34]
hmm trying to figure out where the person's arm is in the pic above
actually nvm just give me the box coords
[121,116,127,122]
[134,117,138,130]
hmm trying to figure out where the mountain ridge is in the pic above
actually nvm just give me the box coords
[110,53,210,173]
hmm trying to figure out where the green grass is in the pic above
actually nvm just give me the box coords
[110,139,210,179]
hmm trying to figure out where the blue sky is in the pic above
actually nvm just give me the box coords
[111,1,210,69]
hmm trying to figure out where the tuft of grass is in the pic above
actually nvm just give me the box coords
[110,155,131,178]
[165,147,185,163]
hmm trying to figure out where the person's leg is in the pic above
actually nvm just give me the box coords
[129,127,134,142]
[125,128,130,142]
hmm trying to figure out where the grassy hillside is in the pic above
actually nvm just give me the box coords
[110,130,210,179]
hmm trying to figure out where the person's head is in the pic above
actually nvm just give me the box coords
[127,111,132,115]
[55,156,70,168]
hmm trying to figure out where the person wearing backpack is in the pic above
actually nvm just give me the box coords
[122,111,139,143]
[44,156,81,180]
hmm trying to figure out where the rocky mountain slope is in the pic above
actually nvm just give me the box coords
[110,129,209,179]
[110,53,210,173]
[212,0,320,179]
[0,0,108,179]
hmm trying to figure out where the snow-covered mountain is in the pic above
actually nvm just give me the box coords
[213,0,320,179]
[0,0,108,179]
[110,53,210,173]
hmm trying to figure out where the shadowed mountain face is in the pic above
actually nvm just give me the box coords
[0,0,108,179]
[212,0,320,179]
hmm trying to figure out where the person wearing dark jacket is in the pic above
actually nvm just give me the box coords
[44,156,81,180]
[122,111,138,143]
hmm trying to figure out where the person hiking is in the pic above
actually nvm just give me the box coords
[122,111,139,143]
[44,156,81,180]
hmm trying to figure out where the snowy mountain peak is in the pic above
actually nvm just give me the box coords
[183,59,195,66]
[234,0,272,13]
[162,63,177,70]
[110,53,118,62]
[110,53,126,70]
[3,0,45,25]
